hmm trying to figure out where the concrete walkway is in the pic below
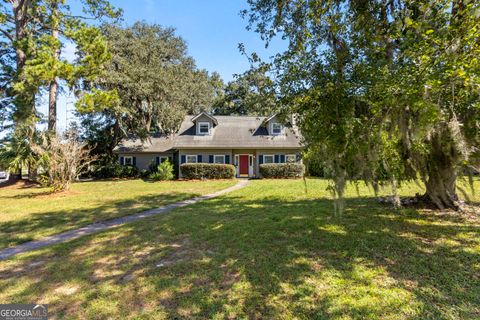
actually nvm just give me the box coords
[0,179,249,260]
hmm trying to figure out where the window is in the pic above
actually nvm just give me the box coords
[272,123,283,135]
[214,155,225,164]
[286,154,296,163]
[124,156,133,166]
[198,122,210,135]
[186,155,197,163]
[264,155,274,164]
[159,156,169,163]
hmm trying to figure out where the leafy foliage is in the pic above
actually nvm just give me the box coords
[78,22,223,140]
[1,0,120,179]
[213,66,277,116]
[0,118,40,179]
[259,163,305,178]
[180,163,236,179]
[149,160,175,181]
[244,0,480,211]
[91,163,139,179]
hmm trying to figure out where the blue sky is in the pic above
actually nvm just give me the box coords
[35,0,286,132]
[114,0,286,81]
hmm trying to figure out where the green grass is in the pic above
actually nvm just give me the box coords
[0,179,479,319]
[0,179,236,249]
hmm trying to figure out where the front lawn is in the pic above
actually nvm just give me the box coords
[0,179,479,319]
[0,179,236,249]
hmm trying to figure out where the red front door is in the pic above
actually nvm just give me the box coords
[239,155,249,175]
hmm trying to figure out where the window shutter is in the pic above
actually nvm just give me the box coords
[296,154,301,162]
[133,157,137,167]
[274,155,280,163]
[259,155,264,164]
[156,156,160,165]
[181,155,186,164]
[209,155,214,163]
[225,155,230,164]
[120,156,124,165]
[198,155,202,163]
[280,155,285,163]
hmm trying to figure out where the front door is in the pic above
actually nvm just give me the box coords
[239,155,249,176]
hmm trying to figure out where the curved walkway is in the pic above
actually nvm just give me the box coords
[0,179,250,260]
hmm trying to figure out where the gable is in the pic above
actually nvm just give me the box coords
[175,115,301,149]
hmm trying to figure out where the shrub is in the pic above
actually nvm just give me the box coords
[149,160,174,181]
[92,163,139,179]
[180,163,235,179]
[303,151,325,177]
[139,169,150,178]
[259,163,305,178]
[33,132,95,192]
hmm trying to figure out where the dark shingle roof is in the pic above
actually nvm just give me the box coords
[175,115,301,149]
[114,134,175,153]
[114,115,302,153]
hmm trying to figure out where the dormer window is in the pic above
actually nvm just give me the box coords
[272,123,283,135]
[198,122,211,135]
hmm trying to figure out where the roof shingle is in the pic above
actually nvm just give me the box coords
[114,115,302,153]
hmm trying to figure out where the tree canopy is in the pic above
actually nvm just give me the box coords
[212,65,277,116]
[77,22,223,140]
[244,0,480,211]
[0,0,120,178]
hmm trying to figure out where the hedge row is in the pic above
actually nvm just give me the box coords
[259,163,305,178]
[92,163,139,179]
[180,163,236,179]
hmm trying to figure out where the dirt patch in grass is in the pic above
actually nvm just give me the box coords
[1,180,40,190]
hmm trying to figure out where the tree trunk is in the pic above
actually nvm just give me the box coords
[333,164,347,216]
[27,162,38,181]
[8,166,22,181]
[424,124,461,210]
[425,164,459,210]
[13,0,29,71]
[12,0,35,121]
[48,77,58,131]
[48,2,60,132]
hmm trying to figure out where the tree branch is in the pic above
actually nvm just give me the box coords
[0,28,14,42]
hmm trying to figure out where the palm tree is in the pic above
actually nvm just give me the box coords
[0,119,40,181]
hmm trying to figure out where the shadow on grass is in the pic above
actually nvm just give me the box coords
[0,192,200,249]
[0,194,479,319]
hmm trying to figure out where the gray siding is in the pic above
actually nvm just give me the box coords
[118,152,174,171]
[255,149,302,177]
[178,149,233,177]
[177,148,302,178]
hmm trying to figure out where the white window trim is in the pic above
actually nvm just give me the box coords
[214,155,225,164]
[124,156,133,166]
[263,155,274,164]
[197,121,211,135]
[271,123,284,135]
[186,155,198,163]
[159,156,169,163]
[286,154,296,163]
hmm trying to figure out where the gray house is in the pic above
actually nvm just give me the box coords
[114,112,303,178]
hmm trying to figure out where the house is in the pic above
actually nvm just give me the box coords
[114,112,303,178]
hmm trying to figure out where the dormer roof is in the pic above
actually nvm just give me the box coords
[191,112,218,125]
[263,114,277,124]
